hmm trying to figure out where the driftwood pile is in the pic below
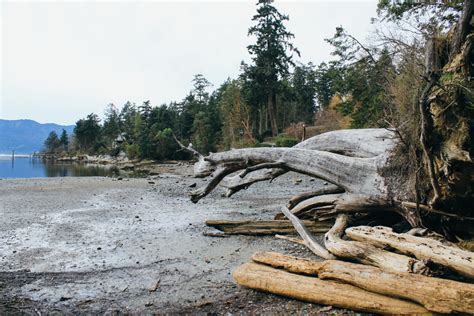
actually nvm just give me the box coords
[236,251,474,314]
[176,128,474,314]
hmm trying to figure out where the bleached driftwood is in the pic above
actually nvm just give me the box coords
[233,262,430,315]
[186,128,424,226]
[251,251,474,314]
[346,226,474,278]
[205,219,332,235]
[221,128,396,197]
[191,147,388,201]
[280,206,336,259]
[325,214,430,274]
[318,259,474,314]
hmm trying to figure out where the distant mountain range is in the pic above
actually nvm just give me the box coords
[0,119,75,154]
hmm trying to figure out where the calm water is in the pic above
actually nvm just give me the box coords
[0,155,121,179]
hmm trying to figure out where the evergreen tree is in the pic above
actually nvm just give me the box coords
[44,131,61,153]
[59,129,69,152]
[74,113,101,152]
[102,103,121,146]
[246,0,300,136]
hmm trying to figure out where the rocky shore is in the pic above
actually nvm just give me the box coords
[38,153,192,177]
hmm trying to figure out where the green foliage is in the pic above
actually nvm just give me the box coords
[150,128,179,160]
[314,62,341,108]
[376,0,462,31]
[44,131,61,153]
[219,80,254,149]
[73,113,101,153]
[59,129,69,151]
[125,144,140,159]
[246,0,300,136]
[102,103,121,146]
[321,27,396,128]
[275,135,298,147]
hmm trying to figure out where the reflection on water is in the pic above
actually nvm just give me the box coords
[0,155,121,179]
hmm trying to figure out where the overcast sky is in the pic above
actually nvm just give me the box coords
[1,0,378,125]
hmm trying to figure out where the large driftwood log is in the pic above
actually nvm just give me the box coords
[318,260,474,314]
[325,214,430,274]
[233,262,430,314]
[205,219,332,235]
[221,128,396,197]
[192,147,388,201]
[346,226,474,278]
[185,128,427,226]
[251,251,474,314]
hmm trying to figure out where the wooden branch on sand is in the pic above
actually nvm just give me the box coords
[233,262,430,315]
[205,219,332,236]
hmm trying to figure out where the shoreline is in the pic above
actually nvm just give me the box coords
[30,153,194,177]
[0,171,343,314]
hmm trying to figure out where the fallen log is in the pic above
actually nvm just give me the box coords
[251,251,474,314]
[346,226,474,278]
[205,219,332,235]
[252,251,322,275]
[325,214,430,274]
[318,260,474,314]
[221,128,396,197]
[233,262,430,315]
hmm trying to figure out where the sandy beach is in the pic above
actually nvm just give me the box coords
[0,166,342,314]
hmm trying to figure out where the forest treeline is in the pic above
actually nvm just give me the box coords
[43,0,472,166]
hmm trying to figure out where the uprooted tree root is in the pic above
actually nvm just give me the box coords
[176,126,473,313]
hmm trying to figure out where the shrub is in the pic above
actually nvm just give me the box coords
[284,122,306,141]
[275,135,298,147]
[125,144,140,159]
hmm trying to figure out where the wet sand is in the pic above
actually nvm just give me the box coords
[0,167,347,314]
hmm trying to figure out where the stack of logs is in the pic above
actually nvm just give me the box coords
[208,217,474,314]
[235,251,474,314]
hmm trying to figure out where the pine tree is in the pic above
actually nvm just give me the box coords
[59,129,69,152]
[246,0,300,136]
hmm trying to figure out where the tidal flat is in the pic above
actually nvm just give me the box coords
[0,166,344,314]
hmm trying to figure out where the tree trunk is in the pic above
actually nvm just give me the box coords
[317,260,474,314]
[267,90,278,136]
[251,252,474,314]
[233,262,431,314]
